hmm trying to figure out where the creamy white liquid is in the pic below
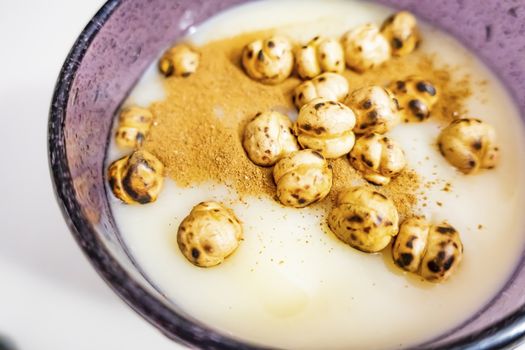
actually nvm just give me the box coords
[108,1,525,349]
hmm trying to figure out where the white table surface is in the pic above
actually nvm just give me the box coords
[0,1,523,349]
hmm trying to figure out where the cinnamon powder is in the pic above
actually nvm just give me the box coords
[142,30,471,217]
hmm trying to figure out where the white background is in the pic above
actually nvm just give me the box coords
[0,0,523,349]
[0,0,182,349]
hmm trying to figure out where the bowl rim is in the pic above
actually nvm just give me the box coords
[48,0,525,349]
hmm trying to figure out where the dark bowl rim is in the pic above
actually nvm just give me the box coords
[47,0,525,349]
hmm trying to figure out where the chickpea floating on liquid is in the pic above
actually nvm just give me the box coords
[438,118,500,174]
[328,187,399,253]
[294,97,356,159]
[393,218,463,282]
[108,150,165,204]
[293,72,349,109]
[158,44,200,78]
[273,149,333,208]
[242,36,294,84]
[295,36,345,79]
[389,77,438,122]
[341,23,391,73]
[177,201,243,268]
[380,11,421,57]
[115,106,154,149]
[392,217,429,273]
[242,111,299,166]
[345,85,400,134]
[349,133,406,185]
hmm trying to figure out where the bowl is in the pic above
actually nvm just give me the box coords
[48,0,525,348]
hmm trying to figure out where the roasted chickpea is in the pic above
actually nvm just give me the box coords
[393,218,463,282]
[107,155,132,204]
[342,23,391,72]
[392,217,430,273]
[115,106,154,149]
[345,86,400,134]
[328,187,399,253]
[293,72,349,109]
[294,98,356,159]
[273,149,333,208]
[349,133,406,185]
[177,201,243,268]
[381,11,421,57]
[438,118,500,174]
[108,150,164,204]
[242,111,299,166]
[242,36,294,84]
[158,44,200,77]
[295,36,345,79]
[389,77,438,122]
[420,223,463,282]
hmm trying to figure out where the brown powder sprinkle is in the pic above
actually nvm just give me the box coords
[340,54,472,123]
[141,29,471,218]
[325,158,420,220]
[144,30,285,198]
[442,182,452,192]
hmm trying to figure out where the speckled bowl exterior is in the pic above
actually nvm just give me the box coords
[48,0,525,349]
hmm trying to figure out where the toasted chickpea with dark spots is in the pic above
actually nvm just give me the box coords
[242,111,299,166]
[392,217,430,273]
[438,118,500,174]
[349,133,406,185]
[108,150,164,204]
[421,224,463,282]
[328,187,399,253]
[293,72,349,109]
[294,97,356,158]
[273,150,333,208]
[177,201,243,268]
[242,36,294,84]
[342,23,391,72]
[158,44,200,78]
[115,106,154,149]
[393,218,463,282]
[381,11,421,57]
[388,76,438,122]
[295,36,345,79]
[345,86,400,134]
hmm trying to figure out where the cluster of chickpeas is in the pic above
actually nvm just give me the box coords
[107,12,500,281]
[107,45,202,203]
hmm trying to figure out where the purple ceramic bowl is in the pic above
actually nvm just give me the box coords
[48,0,525,349]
